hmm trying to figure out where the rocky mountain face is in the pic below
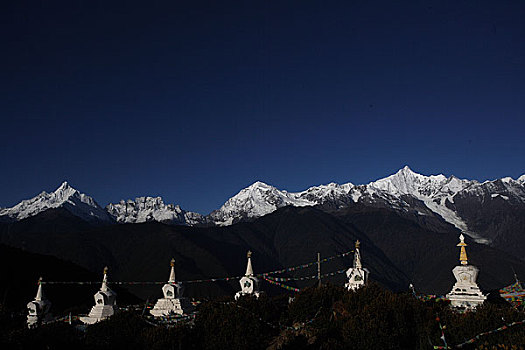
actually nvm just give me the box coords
[446,178,525,260]
[106,197,204,226]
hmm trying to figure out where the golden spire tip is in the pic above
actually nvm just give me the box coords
[457,235,468,265]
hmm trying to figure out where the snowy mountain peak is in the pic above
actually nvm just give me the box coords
[210,181,315,226]
[399,165,415,174]
[370,167,448,198]
[249,181,272,188]
[395,165,436,180]
[518,175,525,185]
[501,177,514,184]
[52,181,80,202]
[244,181,278,193]
[0,182,111,223]
[58,181,71,190]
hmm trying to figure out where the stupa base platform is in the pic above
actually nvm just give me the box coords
[446,293,486,310]
[235,291,263,300]
[150,297,194,317]
[80,306,115,324]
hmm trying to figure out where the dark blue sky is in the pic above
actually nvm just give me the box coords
[1,1,524,214]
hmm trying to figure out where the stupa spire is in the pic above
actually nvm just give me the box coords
[354,240,362,269]
[245,250,254,276]
[35,277,44,301]
[511,267,519,284]
[457,234,468,265]
[101,266,109,292]
[169,258,176,283]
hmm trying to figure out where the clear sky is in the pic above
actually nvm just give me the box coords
[1,1,524,214]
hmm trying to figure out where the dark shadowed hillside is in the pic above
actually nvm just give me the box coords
[0,207,409,300]
[0,244,139,313]
[1,205,524,300]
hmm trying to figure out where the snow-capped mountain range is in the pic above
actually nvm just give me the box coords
[1,166,524,245]
[211,167,525,239]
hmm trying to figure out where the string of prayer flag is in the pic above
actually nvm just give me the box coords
[263,277,301,292]
[40,250,354,286]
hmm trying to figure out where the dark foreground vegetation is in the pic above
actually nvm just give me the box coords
[1,283,524,350]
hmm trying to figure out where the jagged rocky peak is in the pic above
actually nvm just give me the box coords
[0,181,111,223]
[442,175,472,192]
[302,181,354,193]
[295,181,355,206]
[106,196,203,225]
[498,175,525,187]
[54,181,99,207]
[57,180,72,191]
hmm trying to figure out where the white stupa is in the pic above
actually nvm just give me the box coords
[27,277,52,328]
[235,251,262,300]
[80,266,117,324]
[345,240,369,291]
[446,234,486,310]
[150,258,194,317]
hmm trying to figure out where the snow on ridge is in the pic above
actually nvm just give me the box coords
[491,193,509,200]
[295,181,355,203]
